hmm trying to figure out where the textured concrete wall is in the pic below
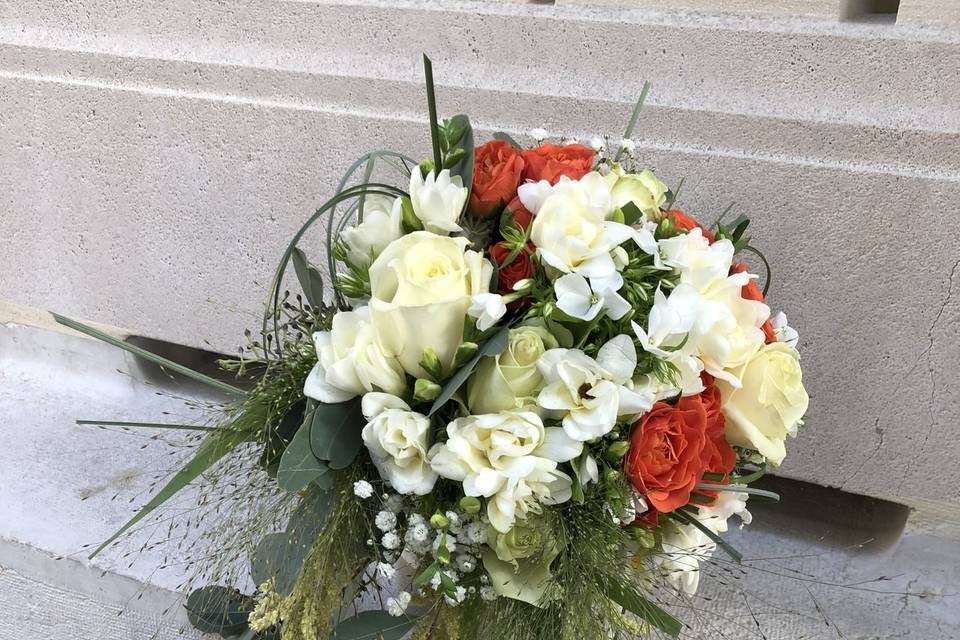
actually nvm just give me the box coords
[1,2,959,634]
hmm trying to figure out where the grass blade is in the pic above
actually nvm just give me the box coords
[615,81,651,162]
[76,419,217,432]
[52,313,246,397]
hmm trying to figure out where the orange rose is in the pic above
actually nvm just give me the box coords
[504,195,534,231]
[731,263,775,344]
[624,396,711,513]
[699,374,736,490]
[469,140,524,217]
[521,143,594,185]
[666,209,715,243]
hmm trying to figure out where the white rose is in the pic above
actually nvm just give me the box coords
[368,231,493,378]
[466,324,560,415]
[339,195,404,266]
[608,168,668,218]
[303,307,406,403]
[361,393,438,495]
[716,342,809,466]
[519,172,635,279]
[429,410,578,533]
[536,335,652,442]
[409,169,467,234]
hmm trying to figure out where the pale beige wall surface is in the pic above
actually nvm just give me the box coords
[1,0,959,510]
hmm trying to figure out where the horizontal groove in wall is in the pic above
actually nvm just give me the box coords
[1,0,959,134]
[1,42,958,183]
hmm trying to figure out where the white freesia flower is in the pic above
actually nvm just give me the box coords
[429,410,577,533]
[698,490,752,534]
[536,335,651,441]
[409,169,467,234]
[520,173,635,279]
[632,220,664,269]
[468,293,507,331]
[368,232,493,378]
[554,272,630,322]
[771,311,799,347]
[655,521,716,596]
[716,342,808,466]
[361,393,438,495]
[659,228,734,290]
[339,195,404,266]
[303,307,406,403]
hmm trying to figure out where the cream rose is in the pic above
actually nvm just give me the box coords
[303,307,406,403]
[361,393,438,495]
[368,231,493,378]
[519,172,635,279]
[466,324,559,414]
[429,410,577,533]
[716,342,808,466]
[608,168,668,218]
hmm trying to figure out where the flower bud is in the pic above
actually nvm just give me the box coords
[419,347,443,381]
[400,196,423,233]
[605,469,621,484]
[413,378,442,403]
[459,496,482,514]
[604,441,631,462]
[430,513,450,530]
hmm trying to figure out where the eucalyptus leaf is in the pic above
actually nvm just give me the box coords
[428,326,510,416]
[185,586,253,635]
[492,131,522,148]
[250,488,333,595]
[309,399,365,469]
[277,406,330,492]
[291,248,326,309]
[601,580,682,638]
[88,425,251,558]
[333,610,418,640]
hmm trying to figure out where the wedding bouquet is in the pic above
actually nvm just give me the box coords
[59,58,808,640]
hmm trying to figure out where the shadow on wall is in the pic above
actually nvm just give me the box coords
[842,0,901,22]
[750,475,910,553]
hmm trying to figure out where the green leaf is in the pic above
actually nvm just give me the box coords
[250,488,333,595]
[423,54,443,171]
[52,313,246,396]
[75,419,216,432]
[184,586,253,635]
[309,399,365,469]
[615,80,651,162]
[428,326,510,416]
[333,610,418,640]
[277,406,330,492]
[674,507,743,563]
[621,201,643,226]
[89,426,251,558]
[291,248,326,309]
[601,581,682,638]
[492,131,522,148]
